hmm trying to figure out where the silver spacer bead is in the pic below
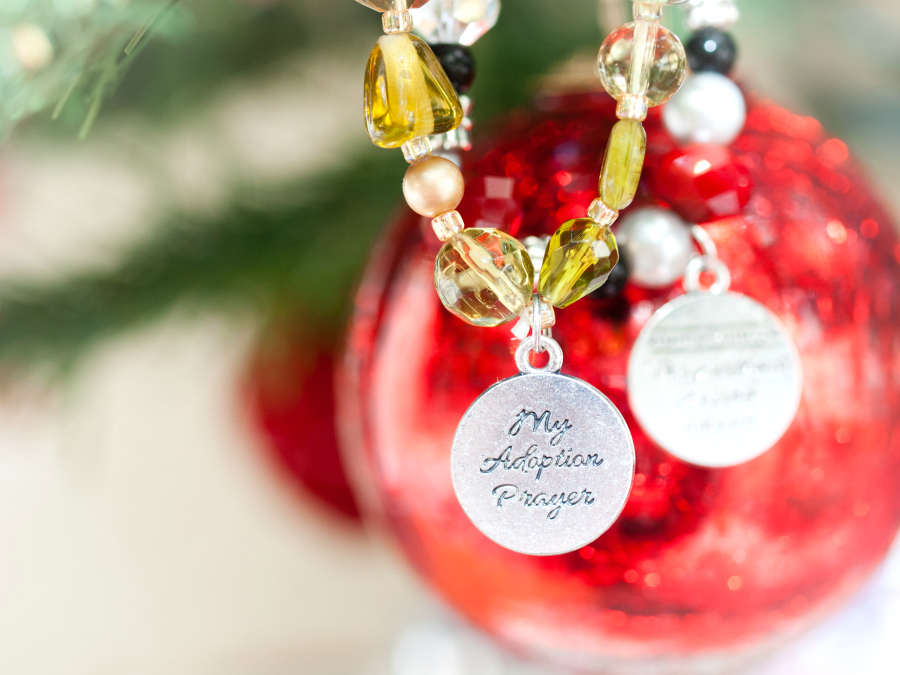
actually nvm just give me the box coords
[633,2,663,22]
[383,10,413,34]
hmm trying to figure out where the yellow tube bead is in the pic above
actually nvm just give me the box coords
[599,119,647,211]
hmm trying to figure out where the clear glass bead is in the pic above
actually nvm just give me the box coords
[402,136,433,163]
[587,198,619,227]
[538,219,619,309]
[356,0,430,12]
[632,2,662,22]
[434,228,534,327]
[432,210,465,241]
[617,93,649,120]
[412,0,500,46]
[598,22,686,107]
[382,10,414,33]
[365,33,463,148]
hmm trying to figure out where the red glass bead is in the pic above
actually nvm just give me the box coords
[651,144,753,223]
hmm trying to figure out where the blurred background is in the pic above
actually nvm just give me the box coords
[1,1,899,674]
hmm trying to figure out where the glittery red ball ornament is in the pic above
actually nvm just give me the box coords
[652,144,754,222]
[338,92,900,671]
[245,330,360,521]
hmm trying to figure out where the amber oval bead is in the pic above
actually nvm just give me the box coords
[434,229,534,327]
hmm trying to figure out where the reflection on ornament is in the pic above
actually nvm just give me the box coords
[339,90,900,671]
[13,24,53,72]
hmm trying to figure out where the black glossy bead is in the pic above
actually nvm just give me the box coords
[589,251,629,301]
[431,44,476,94]
[686,28,737,75]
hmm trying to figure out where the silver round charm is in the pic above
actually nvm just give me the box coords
[451,338,635,556]
[628,292,802,468]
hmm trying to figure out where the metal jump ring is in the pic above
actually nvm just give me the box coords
[515,335,564,374]
[531,293,544,354]
[684,255,732,295]
[691,224,719,259]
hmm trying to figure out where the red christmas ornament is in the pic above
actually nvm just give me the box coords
[651,144,753,222]
[338,92,900,670]
[245,330,360,521]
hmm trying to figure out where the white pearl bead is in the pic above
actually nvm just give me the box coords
[616,207,694,288]
[403,156,465,218]
[663,72,746,146]
[684,0,739,31]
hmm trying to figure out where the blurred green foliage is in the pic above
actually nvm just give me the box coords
[1,0,899,372]
[0,0,604,369]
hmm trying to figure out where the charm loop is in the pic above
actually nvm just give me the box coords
[515,335,564,374]
[685,224,731,294]
[531,292,545,354]
[684,254,731,294]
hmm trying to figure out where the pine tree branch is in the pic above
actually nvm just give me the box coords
[0,150,403,368]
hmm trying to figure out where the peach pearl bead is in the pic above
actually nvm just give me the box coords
[402,156,465,218]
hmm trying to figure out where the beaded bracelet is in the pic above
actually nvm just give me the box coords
[354,0,692,557]
[358,0,689,337]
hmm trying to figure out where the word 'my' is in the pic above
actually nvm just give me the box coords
[508,409,573,446]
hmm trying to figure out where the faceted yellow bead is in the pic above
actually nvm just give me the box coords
[434,229,534,327]
[365,33,463,149]
[599,119,647,210]
[538,219,620,309]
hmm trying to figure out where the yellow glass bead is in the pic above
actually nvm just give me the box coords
[364,33,463,149]
[434,229,534,327]
[538,219,620,309]
[599,119,647,210]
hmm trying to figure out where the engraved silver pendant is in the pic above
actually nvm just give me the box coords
[628,242,803,468]
[451,336,635,556]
